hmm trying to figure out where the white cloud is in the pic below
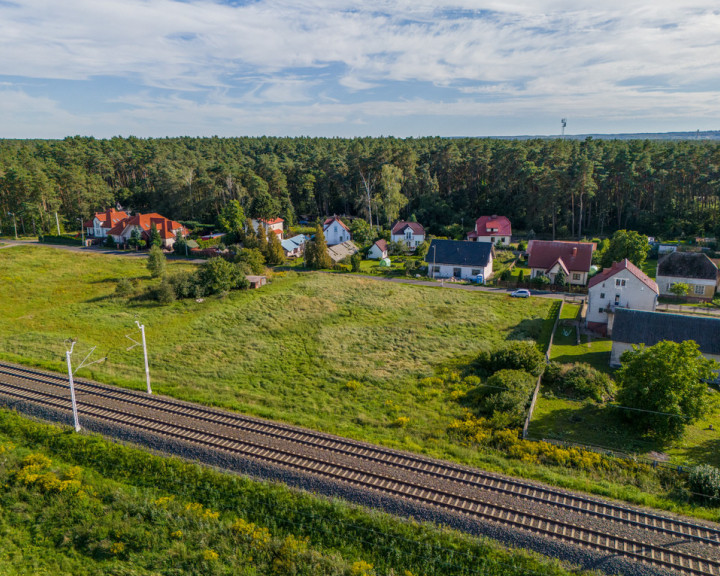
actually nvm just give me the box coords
[0,0,718,135]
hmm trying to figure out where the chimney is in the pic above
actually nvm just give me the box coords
[572,247,577,257]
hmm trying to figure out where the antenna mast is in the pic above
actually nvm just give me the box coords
[561,118,567,139]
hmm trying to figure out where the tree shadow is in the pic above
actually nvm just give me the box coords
[683,436,720,468]
[528,399,665,455]
[506,318,544,342]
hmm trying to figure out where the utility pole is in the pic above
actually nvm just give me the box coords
[127,321,151,394]
[77,218,84,246]
[64,340,107,432]
[55,212,61,235]
[65,342,82,432]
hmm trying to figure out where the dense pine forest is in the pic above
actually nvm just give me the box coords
[1,136,719,239]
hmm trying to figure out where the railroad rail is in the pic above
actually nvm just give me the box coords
[0,360,718,576]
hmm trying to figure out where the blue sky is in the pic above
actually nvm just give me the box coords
[1,0,718,138]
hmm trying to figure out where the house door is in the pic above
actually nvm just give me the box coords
[453,268,461,278]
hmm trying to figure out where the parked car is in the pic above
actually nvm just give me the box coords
[510,289,531,298]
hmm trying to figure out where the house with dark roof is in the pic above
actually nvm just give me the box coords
[586,259,659,335]
[656,252,719,301]
[84,208,129,239]
[467,215,512,245]
[390,221,425,251]
[425,239,493,282]
[610,308,720,366]
[527,240,596,285]
[367,238,388,260]
[323,216,351,246]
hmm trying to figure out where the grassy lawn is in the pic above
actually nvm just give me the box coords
[531,332,720,468]
[0,246,550,460]
[641,258,657,279]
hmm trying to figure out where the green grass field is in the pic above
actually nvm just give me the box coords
[0,246,550,459]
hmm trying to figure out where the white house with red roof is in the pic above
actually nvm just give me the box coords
[586,259,659,335]
[527,240,596,285]
[108,213,187,249]
[323,216,351,246]
[368,238,388,260]
[390,221,425,251]
[467,215,512,245]
[251,217,284,238]
[84,208,129,239]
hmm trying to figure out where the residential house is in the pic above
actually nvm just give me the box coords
[390,221,425,251]
[323,216,351,246]
[610,308,720,366]
[251,218,284,238]
[367,239,388,260]
[466,215,512,245]
[425,239,493,282]
[656,252,719,302]
[281,234,307,258]
[84,208,129,239]
[527,240,596,285]
[586,259,659,335]
[108,213,187,249]
[327,240,359,263]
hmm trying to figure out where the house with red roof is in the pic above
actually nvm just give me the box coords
[84,208,129,239]
[527,240,596,286]
[323,216,351,246]
[251,217,284,238]
[586,259,659,335]
[467,215,512,245]
[108,213,187,249]
[367,238,388,260]
[390,221,425,251]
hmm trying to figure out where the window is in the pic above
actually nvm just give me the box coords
[491,237,495,243]
[615,294,620,304]
[471,269,481,276]
[615,279,626,287]
[598,307,604,314]
[433,266,440,273]
[694,285,705,295]
[600,292,605,299]
[572,273,581,281]
[453,267,461,277]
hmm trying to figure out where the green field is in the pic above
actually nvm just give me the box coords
[0,246,550,458]
[0,409,580,576]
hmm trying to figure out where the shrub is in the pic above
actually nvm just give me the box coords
[688,464,720,503]
[543,362,615,402]
[517,241,527,252]
[115,277,133,298]
[167,271,202,299]
[476,342,545,377]
[471,369,536,427]
[104,235,116,248]
[530,274,550,287]
[351,252,362,272]
[235,248,266,275]
[155,278,176,304]
[499,269,511,281]
[197,257,248,295]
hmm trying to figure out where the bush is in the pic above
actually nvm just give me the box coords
[543,362,615,402]
[476,342,545,377]
[146,245,166,278]
[688,464,720,503]
[197,257,248,295]
[115,277,133,298]
[105,235,116,248]
[530,274,550,287]
[499,269,511,282]
[470,369,536,427]
[235,248,266,275]
[167,271,202,299]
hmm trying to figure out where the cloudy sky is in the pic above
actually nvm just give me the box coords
[0,1,718,138]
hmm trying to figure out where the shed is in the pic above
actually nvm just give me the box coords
[246,275,267,289]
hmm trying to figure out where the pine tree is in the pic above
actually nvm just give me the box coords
[307,224,332,269]
[147,245,166,278]
[148,223,162,248]
[256,224,269,258]
[266,228,285,265]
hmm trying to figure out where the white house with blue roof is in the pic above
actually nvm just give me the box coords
[281,234,307,257]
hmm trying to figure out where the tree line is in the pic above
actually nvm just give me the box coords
[1,135,719,239]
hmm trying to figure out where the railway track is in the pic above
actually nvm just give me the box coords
[0,360,718,576]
